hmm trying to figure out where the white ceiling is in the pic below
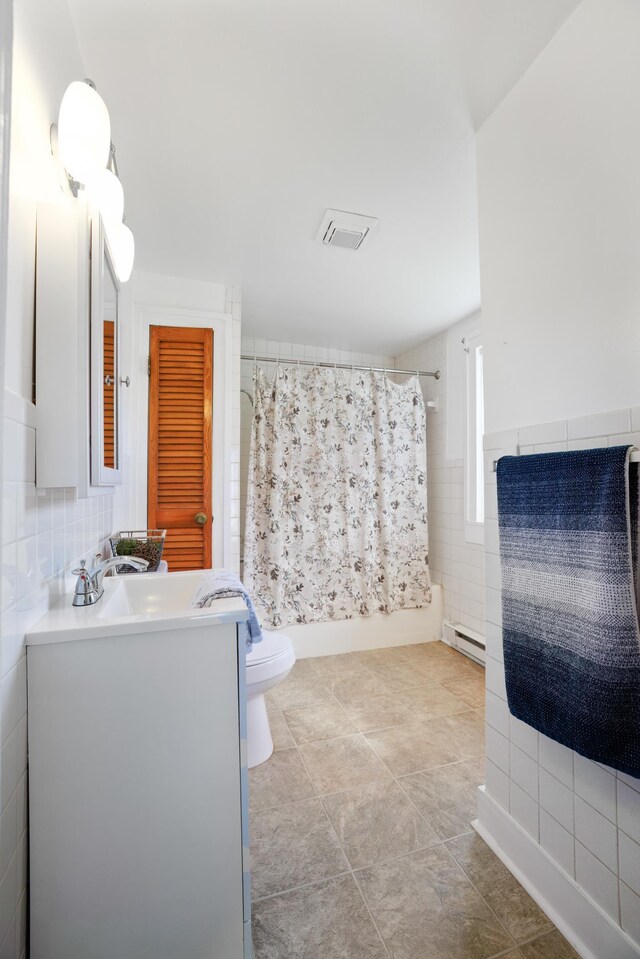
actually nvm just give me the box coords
[67,0,581,354]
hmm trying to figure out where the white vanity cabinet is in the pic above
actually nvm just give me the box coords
[27,587,252,959]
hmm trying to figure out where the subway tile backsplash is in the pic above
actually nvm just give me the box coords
[483,406,640,945]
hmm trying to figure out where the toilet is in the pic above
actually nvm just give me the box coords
[246,629,296,768]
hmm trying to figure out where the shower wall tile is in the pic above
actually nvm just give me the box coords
[620,883,640,943]
[396,335,485,638]
[540,810,575,879]
[485,759,509,810]
[575,843,620,921]
[617,781,640,845]
[510,780,539,840]
[482,406,640,946]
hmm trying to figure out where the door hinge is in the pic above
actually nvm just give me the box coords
[147,354,151,376]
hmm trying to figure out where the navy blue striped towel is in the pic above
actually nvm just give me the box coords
[497,446,640,778]
[192,570,264,650]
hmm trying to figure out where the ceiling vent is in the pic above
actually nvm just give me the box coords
[316,209,378,251]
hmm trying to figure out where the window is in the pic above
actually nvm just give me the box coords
[464,334,484,544]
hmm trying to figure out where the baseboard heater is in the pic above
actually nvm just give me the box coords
[442,620,485,666]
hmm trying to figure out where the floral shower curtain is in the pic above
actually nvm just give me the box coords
[244,365,431,628]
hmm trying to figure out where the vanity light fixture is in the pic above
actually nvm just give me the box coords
[109,222,135,283]
[52,79,135,283]
[57,80,111,189]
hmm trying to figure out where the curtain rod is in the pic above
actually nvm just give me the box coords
[241,354,441,380]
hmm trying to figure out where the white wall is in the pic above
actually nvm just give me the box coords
[477,0,640,435]
[477,0,640,952]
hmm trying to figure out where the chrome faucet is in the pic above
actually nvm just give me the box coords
[72,555,150,607]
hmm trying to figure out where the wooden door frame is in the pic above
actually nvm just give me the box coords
[133,305,234,570]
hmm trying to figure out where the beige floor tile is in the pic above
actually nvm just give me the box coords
[443,674,486,710]
[424,710,485,762]
[368,660,440,691]
[341,692,416,732]
[329,671,390,706]
[249,748,316,812]
[283,700,357,744]
[286,659,317,682]
[250,798,348,899]
[397,682,471,719]
[447,834,553,943]
[364,721,457,776]
[400,642,474,666]
[252,873,387,959]
[308,653,367,679]
[351,645,415,668]
[357,845,515,959]
[519,930,580,958]
[421,656,482,684]
[400,641,461,661]
[322,779,439,869]
[299,733,391,794]
[269,711,296,751]
[400,757,485,840]
[273,675,334,710]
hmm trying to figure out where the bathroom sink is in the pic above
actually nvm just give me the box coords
[97,569,207,618]
[26,569,248,645]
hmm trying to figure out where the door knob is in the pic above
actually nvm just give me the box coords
[195,512,208,526]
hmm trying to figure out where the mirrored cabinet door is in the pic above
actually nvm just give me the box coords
[91,213,123,486]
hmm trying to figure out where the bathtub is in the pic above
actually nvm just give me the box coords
[273,583,443,659]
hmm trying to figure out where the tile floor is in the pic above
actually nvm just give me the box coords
[249,641,579,959]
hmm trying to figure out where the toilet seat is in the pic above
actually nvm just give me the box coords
[246,629,292,665]
[246,629,295,686]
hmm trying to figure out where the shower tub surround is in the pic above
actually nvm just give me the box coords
[244,365,431,629]
[479,406,640,959]
[240,337,438,658]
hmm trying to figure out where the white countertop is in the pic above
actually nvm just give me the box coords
[26,569,250,646]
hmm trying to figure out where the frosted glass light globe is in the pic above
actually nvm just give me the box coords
[58,81,111,185]
[87,169,124,227]
[111,222,135,283]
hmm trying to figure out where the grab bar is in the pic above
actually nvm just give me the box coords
[492,449,640,472]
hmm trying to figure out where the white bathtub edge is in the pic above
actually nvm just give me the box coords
[273,583,443,659]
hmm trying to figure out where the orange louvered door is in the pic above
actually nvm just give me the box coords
[103,321,115,469]
[148,326,213,571]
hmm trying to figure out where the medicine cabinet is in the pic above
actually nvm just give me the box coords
[35,197,124,493]
[90,211,123,486]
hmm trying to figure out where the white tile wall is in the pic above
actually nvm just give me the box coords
[396,334,485,637]
[238,338,394,562]
[483,406,640,944]
[1,390,117,956]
